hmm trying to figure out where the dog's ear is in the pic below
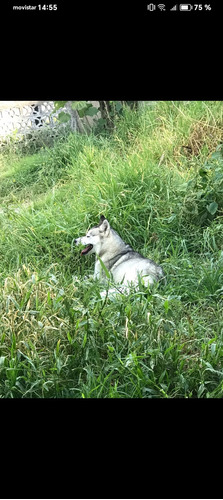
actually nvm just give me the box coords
[99,218,110,235]
[99,215,106,225]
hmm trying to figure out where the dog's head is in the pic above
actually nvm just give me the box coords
[75,215,110,256]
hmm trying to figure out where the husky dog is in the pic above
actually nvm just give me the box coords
[74,215,165,294]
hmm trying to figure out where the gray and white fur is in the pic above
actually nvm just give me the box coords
[75,215,165,295]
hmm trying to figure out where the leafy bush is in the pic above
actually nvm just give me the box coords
[179,144,223,226]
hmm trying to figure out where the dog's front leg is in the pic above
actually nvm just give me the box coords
[93,259,102,280]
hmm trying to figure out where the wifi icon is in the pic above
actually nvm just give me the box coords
[158,3,166,10]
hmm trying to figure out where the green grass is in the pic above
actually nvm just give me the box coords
[0,101,223,398]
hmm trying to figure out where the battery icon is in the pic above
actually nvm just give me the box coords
[180,4,193,10]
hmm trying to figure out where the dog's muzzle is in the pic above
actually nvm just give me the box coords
[74,238,93,255]
[80,244,93,255]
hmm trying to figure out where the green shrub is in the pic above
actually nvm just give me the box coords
[179,144,223,226]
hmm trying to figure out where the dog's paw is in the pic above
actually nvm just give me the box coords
[100,288,122,300]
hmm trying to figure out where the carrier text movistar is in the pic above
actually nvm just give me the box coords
[13,5,37,8]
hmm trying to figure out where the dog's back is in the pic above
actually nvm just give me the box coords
[110,249,165,286]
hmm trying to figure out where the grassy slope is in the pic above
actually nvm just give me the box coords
[0,101,223,398]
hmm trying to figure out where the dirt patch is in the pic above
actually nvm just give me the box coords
[181,121,223,157]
